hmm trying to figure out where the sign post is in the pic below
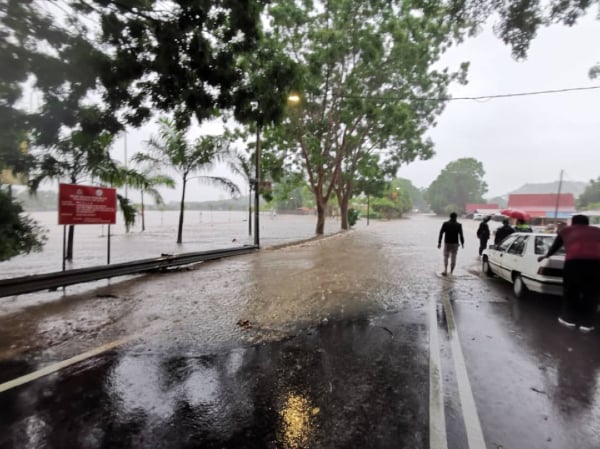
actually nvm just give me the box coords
[62,226,66,272]
[58,184,117,267]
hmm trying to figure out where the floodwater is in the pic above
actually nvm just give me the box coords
[1,215,599,449]
[0,209,337,279]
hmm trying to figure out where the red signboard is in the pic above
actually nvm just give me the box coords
[58,183,117,225]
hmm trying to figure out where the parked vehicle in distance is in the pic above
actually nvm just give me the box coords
[473,213,484,221]
[482,232,565,298]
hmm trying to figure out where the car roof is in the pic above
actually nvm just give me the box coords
[512,232,557,238]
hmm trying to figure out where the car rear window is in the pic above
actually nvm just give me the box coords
[534,236,566,256]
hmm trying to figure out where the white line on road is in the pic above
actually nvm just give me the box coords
[442,289,487,449]
[0,335,133,394]
[429,297,448,449]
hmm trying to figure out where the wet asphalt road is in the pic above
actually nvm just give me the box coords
[1,215,599,449]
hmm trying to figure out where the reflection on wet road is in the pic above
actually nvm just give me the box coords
[0,215,599,448]
[1,313,429,449]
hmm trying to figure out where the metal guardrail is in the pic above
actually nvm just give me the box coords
[0,246,258,298]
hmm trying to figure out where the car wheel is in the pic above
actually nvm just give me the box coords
[513,274,528,299]
[482,257,494,277]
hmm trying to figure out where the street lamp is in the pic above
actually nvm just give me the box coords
[288,93,301,105]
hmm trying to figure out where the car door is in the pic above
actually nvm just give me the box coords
[501,235,530,278]
[488,234,519,280]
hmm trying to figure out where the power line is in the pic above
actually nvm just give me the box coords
[340,85,600,103]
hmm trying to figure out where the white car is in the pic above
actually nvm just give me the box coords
[482,232,565,298]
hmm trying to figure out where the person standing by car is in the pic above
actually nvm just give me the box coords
[494,218,515,244]
[476,216,491,257]
[438,212,465,276]
[538,214,600,332]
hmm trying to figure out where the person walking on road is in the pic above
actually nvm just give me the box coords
[438,212,465,276]
[538,214,600,332]
[476,216,491,257]
[494,218,515,244]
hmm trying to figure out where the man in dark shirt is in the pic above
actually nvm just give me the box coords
[476,216,491,257]
[438,212,465,276]
[494,218,515,244]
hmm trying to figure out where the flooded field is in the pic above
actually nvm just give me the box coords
[0,210,338,280]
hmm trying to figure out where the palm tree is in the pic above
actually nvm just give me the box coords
[124,167,175,231]
[228,151,254,236]
[135,118,240,244]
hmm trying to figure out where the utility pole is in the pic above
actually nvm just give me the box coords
[124,131,128,199]
[254,124,261,247]
[553,169,564,223]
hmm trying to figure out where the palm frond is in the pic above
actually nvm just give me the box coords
[195,176,241,196]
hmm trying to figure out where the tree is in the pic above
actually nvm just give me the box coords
[0,188,46,261]
[272,173,308,211]
[393,178,427,212]
[263,0,470,234]
[426,158,488,215]
[227,151,254,235]
[577,177,600,209]
[371,184,412,220]
[136,118,240,244]
[352,154,388,225]
[28,130,120,260]
[123,165,175,232]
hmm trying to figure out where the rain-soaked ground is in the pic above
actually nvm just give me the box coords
[1,214,599,449]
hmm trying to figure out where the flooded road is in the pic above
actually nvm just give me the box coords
[0,215,599,448]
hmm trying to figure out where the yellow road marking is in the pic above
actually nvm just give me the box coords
[0,335,133,394]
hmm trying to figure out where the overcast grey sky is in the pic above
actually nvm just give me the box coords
[397,12,599,198]
[112,12,600,204]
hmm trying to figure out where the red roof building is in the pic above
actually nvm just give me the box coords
[507,193,576,218]
[466,203,499,214]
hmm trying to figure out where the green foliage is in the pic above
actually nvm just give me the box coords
[392,178,427,212]
[28,131,117,189]
[577,177,600,209]
[348,208,359,227]
[426,158,488,215]
[372,185,412,219]
[272,174,307,210]
[353,154,388,199]
[0,188,46,261]
[117,194,137,232]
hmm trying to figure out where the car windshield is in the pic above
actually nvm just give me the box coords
[534,236,566,256]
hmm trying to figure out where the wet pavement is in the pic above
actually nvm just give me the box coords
[1,215,599,448]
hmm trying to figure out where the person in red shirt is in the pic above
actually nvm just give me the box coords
[538,214,600,332]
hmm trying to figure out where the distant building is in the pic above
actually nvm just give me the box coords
[507,193,576,219]
[465,203,499,214]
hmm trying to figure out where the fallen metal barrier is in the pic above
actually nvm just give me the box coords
[0,246,258,298]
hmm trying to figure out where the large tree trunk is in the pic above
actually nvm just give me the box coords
[177,178,187,244]
[315,200,326,235]
[339,195,349,230]
[66,225,75,261]
[141,190,145,232]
